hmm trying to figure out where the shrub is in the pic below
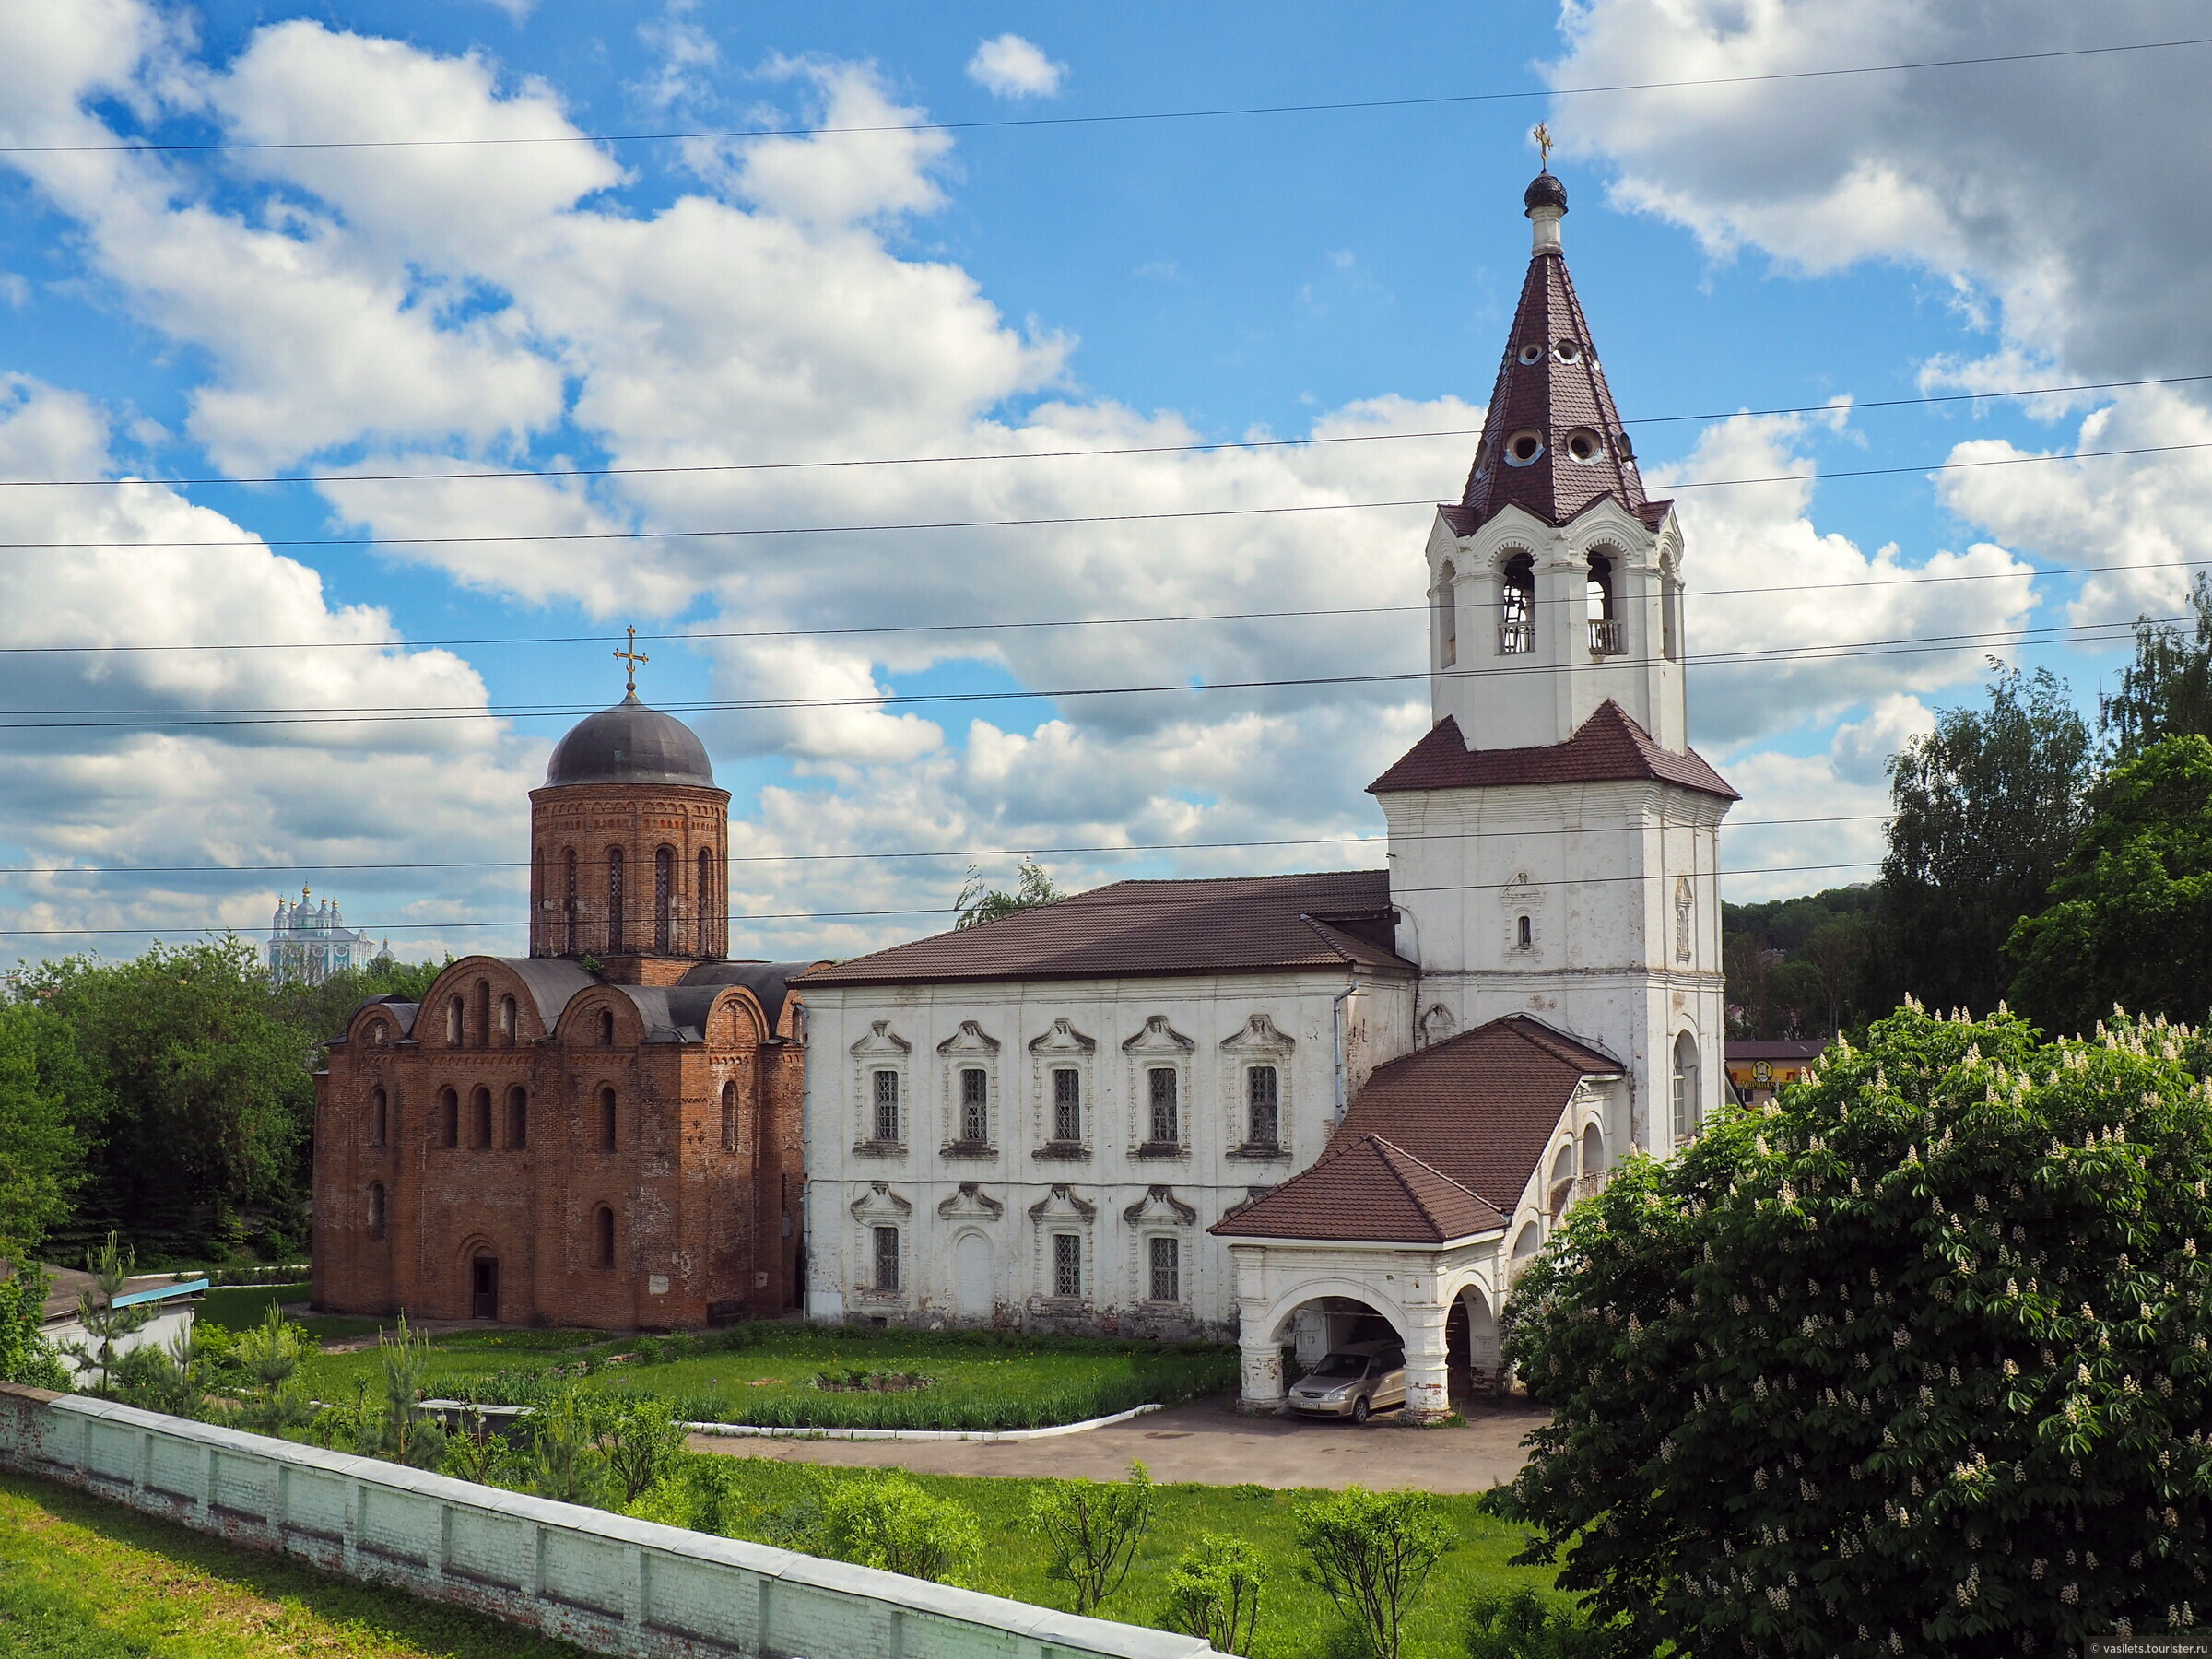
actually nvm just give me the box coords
[1503,1003,2212,1655]
[528,1384,605,1504]
[374,1314,443,1468]
[1293,1488,1453,1659]
[231,1303,312,1433]
[1162,1533,1265,1654]
[1464,1589,1606,1659]
[597,1393,687,1505]
[1030,1460,1155,1614]
[0,1261,69,1390]
[813,1473,982,1585]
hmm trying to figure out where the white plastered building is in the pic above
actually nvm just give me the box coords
[795,167,1735,1418]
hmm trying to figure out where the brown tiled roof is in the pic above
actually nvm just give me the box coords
[1358,1013,1618,1202]
[1451,231,1670,535]
[1367,702,1738,801]
[797,870,1414,989]
[1211,1134,1504,1243]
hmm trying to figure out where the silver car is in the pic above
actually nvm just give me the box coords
[1287,1343,1407,1423]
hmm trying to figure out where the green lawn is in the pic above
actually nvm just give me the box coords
[296,1323,1240,1430]
[0,1470,586,1659]
[666,1454,1553,1659]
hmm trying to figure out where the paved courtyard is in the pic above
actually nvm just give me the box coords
[688,1393,1547,1492]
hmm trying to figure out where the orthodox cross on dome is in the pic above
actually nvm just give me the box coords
[1533,122,1554,171]
[613,626,650,696]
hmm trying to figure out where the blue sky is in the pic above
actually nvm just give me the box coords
[0,0,2205,964]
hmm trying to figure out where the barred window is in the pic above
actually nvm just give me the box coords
[873,1069,900,1142]
[1147,1066,1178,1145]
[1148,1235,1180,1303]
[1053,1232,1081,1300]
[959,1067,988,1143]
[1247,1065,1279,1147]
[1052,1067,1081,1143]
[873,1225,900,1293]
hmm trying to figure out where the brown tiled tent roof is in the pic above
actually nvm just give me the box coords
[1213,1134,1504,1243]
[1336,1015,1620,1210]
[1450,201,1671,536]
[1367,702,1738,801]
[798,870,1414,989]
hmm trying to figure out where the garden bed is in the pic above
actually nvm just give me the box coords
[295,1323,1239,1431]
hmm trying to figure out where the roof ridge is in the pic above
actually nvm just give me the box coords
[1366,1135,1489,1206]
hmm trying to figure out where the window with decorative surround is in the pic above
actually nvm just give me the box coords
[1027,1018,1096,1159]
[847,1020,912,1156]
[1123,1015,1194,1158]
[1147,1235,1180,1303]
[936,1020,1000,1154]
[1052,1232,1081,1300]
[1220,1013,1294,1159]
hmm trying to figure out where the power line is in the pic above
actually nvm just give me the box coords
[0,547,2194,661]
[0,859,1887,936]
[3,438,2206,558]
[7,35,2209,156]
[5,371,2204,492]
[0,614,2157,729]
[0,814,1893,879]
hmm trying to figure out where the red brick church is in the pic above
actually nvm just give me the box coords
[311,673,810,1329]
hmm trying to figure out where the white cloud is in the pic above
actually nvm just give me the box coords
[965,34,1065,100]
[1719,700,1939,903]
[634,1,718,112]
[1646,411,2036,743]
[0,376,538,956]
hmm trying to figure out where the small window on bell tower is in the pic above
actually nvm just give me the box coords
[1517,914,1533,951]
[1499,555,1535,655]
[1436,560,1457,667]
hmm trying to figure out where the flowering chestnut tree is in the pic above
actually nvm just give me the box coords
[1502,1002,2211,1656]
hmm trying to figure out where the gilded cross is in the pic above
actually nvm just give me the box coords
[1533,123,1555,171]
[614,625,650,694]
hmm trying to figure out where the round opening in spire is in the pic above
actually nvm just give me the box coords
[1554,337,1583,363]
[1565,429,1604,464]
[1517,342,1544,366]
[1505,430,1545,467]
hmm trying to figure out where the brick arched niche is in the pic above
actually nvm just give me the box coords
[526,778,732,975]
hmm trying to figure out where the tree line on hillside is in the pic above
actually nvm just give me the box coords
[0,941,441,1269]
[1729,576,2212,1041]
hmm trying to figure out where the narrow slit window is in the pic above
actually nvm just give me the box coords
[507,1086,528,1150]
[1436,559,1457,667]
[594,1205,615,1268]
[367,1182,386,1241]
[370,1087,387,1148]
[438,1088,458,1148]
[653,845,673,953]
[471,1087,492,1149]
[606,847,625,952]
[563,849,578,953]
[722,1080,739,1152]
[598,1086,618,1152]
[1518,914,1533,950]
[499,994,517,1045]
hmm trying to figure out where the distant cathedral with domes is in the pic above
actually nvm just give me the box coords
[267,888,385,986]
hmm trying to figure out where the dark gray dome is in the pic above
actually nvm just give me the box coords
[546,692,715,788]
[1524,171,1569,215]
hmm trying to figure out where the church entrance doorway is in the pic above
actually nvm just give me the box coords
[471,1255,500,1320]
[953,1231,993,1318]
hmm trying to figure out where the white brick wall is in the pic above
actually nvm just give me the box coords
[0,1385,1212,1659]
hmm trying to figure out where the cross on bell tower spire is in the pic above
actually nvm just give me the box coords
[613,626,650,697]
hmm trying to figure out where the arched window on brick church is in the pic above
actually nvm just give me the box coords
[654,845,674,953]
[699,848,716,952]
[507,1085,528,1150]
[370,1087,387,1147]
[721,1079,738,1153]
[444,995,462,1046]
[474,980,490,1049]
[499,994,517,1045]
[563,848,578,954]
[593,1204,616,1268]
[438,1088,459,1148]
[597,1007,615,1046]
[471,1086,492,1149]
[368,1182,386,1241]
[606,848,625,951]
[598,1086,618,1152]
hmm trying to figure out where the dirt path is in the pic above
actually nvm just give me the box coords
[686,1393,1545,1492]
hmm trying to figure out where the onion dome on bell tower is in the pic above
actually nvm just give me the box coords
[528,629,733,983]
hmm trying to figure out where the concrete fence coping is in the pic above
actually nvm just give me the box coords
[2,1384,1213,1659]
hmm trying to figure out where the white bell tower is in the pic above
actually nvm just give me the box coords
[1372,168,1735,1154]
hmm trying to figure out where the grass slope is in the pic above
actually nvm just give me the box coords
[681,1455,1557,1658]
[0,1471,585,1659]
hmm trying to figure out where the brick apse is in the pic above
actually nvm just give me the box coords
[312,688,813,1330]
